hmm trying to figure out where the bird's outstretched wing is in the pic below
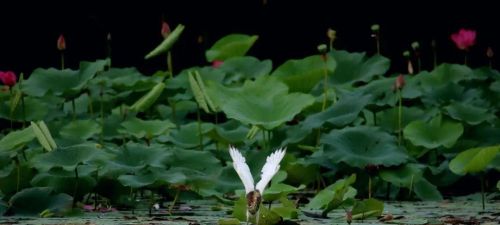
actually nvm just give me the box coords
[229,146,255,194]
[255,147,286,194]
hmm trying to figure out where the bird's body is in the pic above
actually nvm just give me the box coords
[229,146,286,225]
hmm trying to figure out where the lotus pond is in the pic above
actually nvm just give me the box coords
[0,22,500,225]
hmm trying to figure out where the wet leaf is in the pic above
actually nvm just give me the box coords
[206,34,258,62]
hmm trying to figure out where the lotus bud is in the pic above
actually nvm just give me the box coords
[371,24,380,32]
[57,34,66,51]
[403,50,410,58]
[317,44,328,61]
[161,21,171,38]
[411,41,420,50]
[487,47,494,58]
[327,28,336,41]
[395,74,405,90]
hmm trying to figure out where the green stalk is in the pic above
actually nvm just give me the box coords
[368,176,372,199]
[61,52,65,70]
[9,89,13,129]
[408,174,414,199]
[197,108,203,151]
[397,90,403,146]
[167,52,173,79]
[99,85,104,145]
[73,166,79,208]
[481,173,485,211]
[169,189,180,215]
[72,98,76,121]
[15,157,20,192]
[19,74,26,128]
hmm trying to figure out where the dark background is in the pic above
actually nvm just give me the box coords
[1,1,499,76]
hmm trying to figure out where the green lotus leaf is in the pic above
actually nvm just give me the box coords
[376,106,429,132]
[59,120,100,140]
[472,67,500,80]
[104,143,171,174]
[444,102,494,125]
[351,198,384,220]
[90,67,157,92]
[168,122,214,148]
[120,118,175,139]
[0,97,49,121]
[206,34,258,62]
[272,55,336,93]
[31,166,96,195]
[404,116,463,149]
[23,60,108,97]
[379,164,423,187]
[321,126,408,168]
[0,127,35,152]
[8,187,72,216]
[419,64,473,88]
[355,77,397,106]
[413,178,443,201]
[497,180,500,191]
[263,183,305,202]
[129,81,166,112]
[232,195,280,225]
[209,120,250,144]
[219,56,272,82]
[207,76,315,130]
[118,174,157,188]
[449,145,500,175]
[31,144,107,172]
[330,50,390,86]
[306,174,356,217]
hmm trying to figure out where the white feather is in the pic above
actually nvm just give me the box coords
[229,146,255,194]
[255,147,286,194]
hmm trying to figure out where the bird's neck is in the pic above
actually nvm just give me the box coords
[246,190,262,215]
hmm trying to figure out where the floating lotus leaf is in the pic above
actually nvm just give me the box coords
[8,187,72,216]
[31,144,107,172]
[306,174,356,217]
[330,50,390,86]
[205,34,258,62]
[59,120,100,140]
[404,116,463,149]
[379,164,423,187]
[351,198,384,219]
[272,55,336,93]
[120,118,175,139]
[207,76,315,130]
[0,127,35,152]
[22,60,108,97]
[444,101,494,125]
[321,126,408,168]
[449,145,500,175]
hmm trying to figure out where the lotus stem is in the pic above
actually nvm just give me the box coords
[464,53,468,66]
[72,98,76,121]
[61,52,65,70]
[169,188,180,215]
[197,108,203,151]
[481,173,485,211]
[408,174,414,199]
[9,89,13,129]
[167,51,173,79]
[73,166,79,208]
[19,75,26,128]
[15,157,20,192]
[397,90,403,146]
[99,84,104,145]
[368,176,372,199]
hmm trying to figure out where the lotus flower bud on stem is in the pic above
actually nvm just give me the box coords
[57,34,66,51]
[0,71,17,87]
[327,28,336,50]
[371,24,380,54]
[161,21,171,38]
[487,47,494,68]
[395,74,405,90]
[317,44,328,61]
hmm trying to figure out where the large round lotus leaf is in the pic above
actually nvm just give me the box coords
[0,127,35,152]
[449,145,500,175]
[444,102,494,125]
[404,116,463,149]
[420,83,465,106]
[22,60,108,97]
[164,148,221,173]
[413,178,443,201]
[263,183,305,202]
[212,166,246,194]
[321,126,408,168]
[59,120,100,140]
[118,174,156,188]
[207,76,315,130]
[104,143,171,174]
[271,55,336,93]
[355,77,397,106]
[31,144,108,171]
[31,166,96,195]
[209,120,249,144]
[120,118,175,139]
[0,97,49,121]
[330,50,390,86]
[379,164,423,187]
[9,187,72,216]
[473,67,500,80]
[219,56,272,82]
[302,93,371,130]
[205,34,258,62]
[168,122,214,148]
[376,106,429,132]
[90,67,155,91]
[418,64,473,89]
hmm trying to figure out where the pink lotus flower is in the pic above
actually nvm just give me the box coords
[161,21,170,38]
[57,34,66,51]
[394,74,405,90]
[212,60,224,68]
[0,71,17,87]
[451,29,476,50]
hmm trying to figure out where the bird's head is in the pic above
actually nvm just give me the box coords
[246,190,262,215]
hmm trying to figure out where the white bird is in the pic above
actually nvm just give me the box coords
[229,146,286,225]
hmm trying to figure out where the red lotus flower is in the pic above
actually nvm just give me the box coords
[451,28,476,50]
[0,71,17,87]
[212,60,224,68]
[57,34,66,51]
[161,21,170,38]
